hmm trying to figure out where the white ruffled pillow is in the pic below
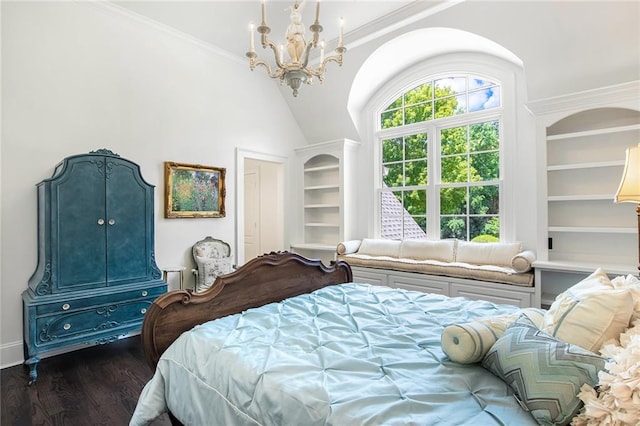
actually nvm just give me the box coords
[573,319,640,425]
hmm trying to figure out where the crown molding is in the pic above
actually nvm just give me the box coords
[525,80,640,117]
[342,0,465,51]
[91,1,461,65]
[86,0,246,65]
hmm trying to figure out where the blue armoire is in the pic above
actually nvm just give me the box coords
[22,149,167,384]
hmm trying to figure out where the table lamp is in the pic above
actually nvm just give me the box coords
[615,143,640,274]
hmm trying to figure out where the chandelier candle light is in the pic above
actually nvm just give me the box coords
[246,0,346,97]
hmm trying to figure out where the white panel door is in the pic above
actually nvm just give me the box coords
[244,168,260,261]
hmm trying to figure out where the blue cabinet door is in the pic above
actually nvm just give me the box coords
[105,158,151,284]
[53,157,107,292]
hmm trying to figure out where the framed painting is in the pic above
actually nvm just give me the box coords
[164,162,226,218]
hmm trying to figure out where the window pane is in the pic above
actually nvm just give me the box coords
[470,216,500,241]
[441,216,466,239]
[384,96,403,111]
[405,102,433,124]
[441,126,467,155]
[404,160,427,186]
[470,152,499,180]
[441,155,468,183]
[469,185,499,215]
[404,82,433,106]
[470,121,499,152]
[469,86,500,112]
[381,191,406,240]
[383,163,403,187]
[381,109,403,129]
[469,78,494,90]
[405,133,427,160]
[412,216,427,234]
[404,189,426,215]
[405,160,427,186]
[435,77,466,96]
[435,95,465,118]
[440,187,466,215]
[382,137,403,162]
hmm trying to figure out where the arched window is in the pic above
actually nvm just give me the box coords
[378,75,502,241]
[348,28,529,243]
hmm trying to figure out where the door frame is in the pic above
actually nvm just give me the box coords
[235,148,287,266]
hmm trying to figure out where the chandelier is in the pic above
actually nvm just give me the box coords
[246,0,346,97]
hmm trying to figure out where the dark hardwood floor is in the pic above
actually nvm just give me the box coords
[1,336,171,426]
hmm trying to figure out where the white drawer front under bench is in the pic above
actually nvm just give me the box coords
[350,266,535,308]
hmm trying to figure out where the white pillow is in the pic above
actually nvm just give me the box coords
[357,238,401,258]
[336,240,362,255]
[511,250,536,273]
[399,239,456,262]
[455,241,522,267]
[541,268,635,352]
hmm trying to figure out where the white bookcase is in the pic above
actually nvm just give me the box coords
[291,139,360,264]
[528,81,640,307]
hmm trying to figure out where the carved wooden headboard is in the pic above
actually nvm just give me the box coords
[141,251,352,370]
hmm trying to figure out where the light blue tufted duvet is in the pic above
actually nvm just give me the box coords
[131,283,537,425]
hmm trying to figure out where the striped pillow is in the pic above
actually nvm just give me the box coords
[441,308,545,364]
[482,315,605,425]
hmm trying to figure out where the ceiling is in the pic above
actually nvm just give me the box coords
[111,1,451,62]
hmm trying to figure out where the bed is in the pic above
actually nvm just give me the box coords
[131,252,549,425]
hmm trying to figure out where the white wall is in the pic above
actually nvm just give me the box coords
[0,1,306,367]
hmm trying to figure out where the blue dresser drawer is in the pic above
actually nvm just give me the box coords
[35,297,156,345]
[35,285,166,315]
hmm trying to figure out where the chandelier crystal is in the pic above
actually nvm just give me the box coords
[246,0,346,97]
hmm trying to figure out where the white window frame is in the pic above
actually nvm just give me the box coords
[366,54,519,242]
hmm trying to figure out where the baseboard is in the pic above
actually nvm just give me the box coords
[1,340,24,369]
[1,332,141,370]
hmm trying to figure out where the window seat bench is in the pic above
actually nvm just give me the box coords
[336,238,538,308]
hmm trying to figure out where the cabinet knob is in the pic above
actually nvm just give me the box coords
[97,218,105,226]
[141,290,148,297]
[140,308,147,314]
[62,303,70,311]
[63,323,71,330]
[108,219,116,226]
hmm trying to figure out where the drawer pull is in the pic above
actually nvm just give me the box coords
[62,303,70,311]
[140,308,147,314]
[63,323,71,330]
[141,290,148,297]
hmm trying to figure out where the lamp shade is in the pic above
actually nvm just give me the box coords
[615,143,640,203]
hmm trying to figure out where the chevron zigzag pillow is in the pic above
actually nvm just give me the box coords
[481,315,605,426]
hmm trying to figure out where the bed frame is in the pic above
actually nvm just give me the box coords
[141,251,353,370]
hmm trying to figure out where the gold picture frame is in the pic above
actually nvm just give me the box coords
[164,162,226,218]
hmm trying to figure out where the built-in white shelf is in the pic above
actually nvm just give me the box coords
[304,184,340,191]
[534,259,638,307]
[293,139,360,265]
[290,243,336,251]
[546,123,640,141]
[547,194,614,201]
[304,165,339,173]
[547,160,624,171]
[548,226,635,234]
[304,204,340,209]
[532,84,640,308]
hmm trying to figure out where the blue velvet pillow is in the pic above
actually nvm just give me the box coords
[481,315,605,425]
